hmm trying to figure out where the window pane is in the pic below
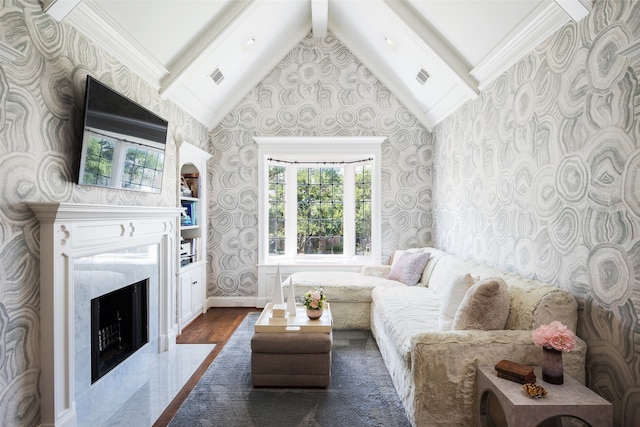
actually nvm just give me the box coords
[82,135,114,185]
[297,167,344,255]
[121,145,165,192]
[355,164,372,255]
[268,165,286,255]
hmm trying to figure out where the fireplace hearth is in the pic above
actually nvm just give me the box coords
[91,279,148,383]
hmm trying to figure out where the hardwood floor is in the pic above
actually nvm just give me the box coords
[153,307,261,426]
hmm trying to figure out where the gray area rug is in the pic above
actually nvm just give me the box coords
[169,312,410,427]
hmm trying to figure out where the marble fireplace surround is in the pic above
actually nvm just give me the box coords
[29,202,182,427]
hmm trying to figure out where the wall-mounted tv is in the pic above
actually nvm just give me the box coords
[78,76,169,193]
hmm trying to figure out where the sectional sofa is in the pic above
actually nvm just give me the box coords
[286,247,587,426]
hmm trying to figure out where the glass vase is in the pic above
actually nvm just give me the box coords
[542,347,563,385]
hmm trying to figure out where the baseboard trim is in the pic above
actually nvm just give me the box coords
[207,296,258,308]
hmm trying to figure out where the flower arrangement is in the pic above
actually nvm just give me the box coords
[303,288,327,311]
[532,321,577,352]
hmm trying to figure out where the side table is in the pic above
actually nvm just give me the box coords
[476,365,612,427]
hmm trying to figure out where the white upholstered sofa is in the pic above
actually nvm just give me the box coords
[286,247,587,426]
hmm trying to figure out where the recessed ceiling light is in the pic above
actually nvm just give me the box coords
[384,36,395,49]
[244,37,256,50]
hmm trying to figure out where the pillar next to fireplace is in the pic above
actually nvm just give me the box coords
[29,203,182,427]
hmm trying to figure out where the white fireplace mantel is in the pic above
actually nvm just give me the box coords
[29,202,182,427]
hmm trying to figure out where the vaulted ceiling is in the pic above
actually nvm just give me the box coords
[42,0,591,131]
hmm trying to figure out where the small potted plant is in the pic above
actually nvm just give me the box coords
[532,321,577,384]
[302,288,327,319]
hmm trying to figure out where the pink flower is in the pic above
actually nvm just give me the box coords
[532,321,577,352]
[303,288,327,310]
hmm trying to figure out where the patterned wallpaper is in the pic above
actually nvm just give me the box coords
[0,1,208,425]
[208,33,434,298]
[432,1,639,425]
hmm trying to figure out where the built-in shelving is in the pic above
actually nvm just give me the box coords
[177,142,212,331]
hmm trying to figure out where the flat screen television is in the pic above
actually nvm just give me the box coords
[78,76,169,193]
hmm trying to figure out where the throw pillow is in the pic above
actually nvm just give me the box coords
[452,277,510,330]
[438,273,477,331]
[386,252,431,286]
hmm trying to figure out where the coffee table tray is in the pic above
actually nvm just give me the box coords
[254,303,332,333]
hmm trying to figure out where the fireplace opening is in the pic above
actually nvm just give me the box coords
[91,279,149,383]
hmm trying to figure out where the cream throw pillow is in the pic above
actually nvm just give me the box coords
[452,277,510,330]
[438,273,477,330]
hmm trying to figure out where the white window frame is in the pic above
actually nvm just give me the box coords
[255,136,384,266]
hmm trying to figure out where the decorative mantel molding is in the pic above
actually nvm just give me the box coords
[29,202,181,427]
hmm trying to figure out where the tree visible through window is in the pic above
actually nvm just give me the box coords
[267,161,371,257]
[297,167,344,255]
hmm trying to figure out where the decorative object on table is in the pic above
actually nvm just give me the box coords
[303,288,327,319]
[522,383,548,398]
[272,264,284,306]
[532,321,577,385]
[286,276,297,316]
[494,360,536,384]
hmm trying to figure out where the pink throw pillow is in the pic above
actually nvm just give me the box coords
[386,252,431,286]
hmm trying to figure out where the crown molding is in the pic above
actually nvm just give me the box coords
[471,2,571,90]
[0,42,25,63]
[65,2,168,89]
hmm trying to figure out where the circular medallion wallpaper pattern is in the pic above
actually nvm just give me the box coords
[433,2,640,425]
[208,33,434,300]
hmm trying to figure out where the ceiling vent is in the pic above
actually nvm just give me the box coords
[416,68,430,85]
[209,67,224,85]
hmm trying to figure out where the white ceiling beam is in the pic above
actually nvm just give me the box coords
[312,0,328,38]
[160,0,255,99]
[41,0,81,21]
[384,0,478,99]
[554,0,592,22]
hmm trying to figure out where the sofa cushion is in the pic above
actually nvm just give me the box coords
[426,254,479,297]
[287,271,404,303]
[438,273,477,330]
[370,286,440,363]
[387,252,431,286]
[452,277,510,330]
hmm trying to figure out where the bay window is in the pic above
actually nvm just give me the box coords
[256,137,383,265]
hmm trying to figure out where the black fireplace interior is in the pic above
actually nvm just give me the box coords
[91,279,148,383]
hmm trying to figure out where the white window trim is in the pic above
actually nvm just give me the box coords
[255,136,385,266]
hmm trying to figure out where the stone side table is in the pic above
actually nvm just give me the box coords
[476,365,612,427]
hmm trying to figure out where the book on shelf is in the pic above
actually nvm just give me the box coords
[181,201,196,226]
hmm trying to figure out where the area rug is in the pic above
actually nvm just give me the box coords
[169,312,410,427]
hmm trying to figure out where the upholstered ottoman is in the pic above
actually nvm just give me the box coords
[251,331,332,387]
